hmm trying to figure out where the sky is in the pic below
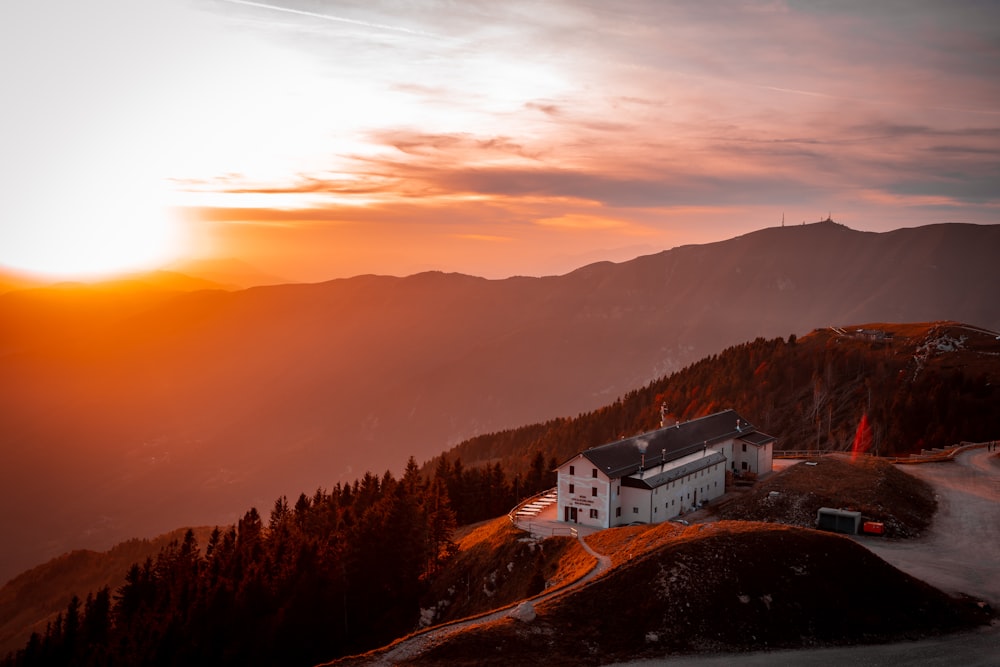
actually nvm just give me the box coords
[1,0,998,281]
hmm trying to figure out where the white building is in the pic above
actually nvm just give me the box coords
[555,409,775,529]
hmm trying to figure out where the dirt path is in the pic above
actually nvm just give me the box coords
[349,529,613,666]
[334,450,1000,666]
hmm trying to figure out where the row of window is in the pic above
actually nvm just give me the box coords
[568,465,599,478]
[593,482,721,521]
[569,482,719,498]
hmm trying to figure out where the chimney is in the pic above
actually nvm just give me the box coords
[640,453,645,472]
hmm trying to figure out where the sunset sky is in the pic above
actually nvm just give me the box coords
[2,0,998,281]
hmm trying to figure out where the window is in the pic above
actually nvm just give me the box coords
[569,465,575,475]
[633,507,639,514]
[592,468,598,478]
[741,462,748,471]
[569,483,575,494]
[592,487,597,497]
[589,509,598,519]
[742,443,747,452]
[654,507,658,513]
[616,507,622,517]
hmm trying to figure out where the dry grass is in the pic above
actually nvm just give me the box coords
[419,518,591,626]
[408,522,992,666]
[716,454,936,537]
[402,448,990,664]
[585,521,683,567]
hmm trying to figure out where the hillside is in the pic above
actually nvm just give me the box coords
[429,321,1000,480]
[4,431,995,666]
[419,518,592,627]
[403,522,991,666]
[0,527,214,657]
[716,455,937,537]
[2,221,999,582]
[331,452,992,666]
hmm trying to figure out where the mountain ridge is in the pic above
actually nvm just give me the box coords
[1,220,998,583]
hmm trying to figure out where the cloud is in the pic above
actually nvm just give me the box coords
[451,233,514,243]
[163,0,1000,280]
[217,0,447,40]
[886,172,1000,205]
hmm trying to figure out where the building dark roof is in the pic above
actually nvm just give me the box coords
[576,409,771,480]
[738,430,775,446]
[621,451,727,490]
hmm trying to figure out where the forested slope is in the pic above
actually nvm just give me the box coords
[427,322,1000,478]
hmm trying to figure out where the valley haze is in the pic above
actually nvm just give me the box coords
[1,221,999,585]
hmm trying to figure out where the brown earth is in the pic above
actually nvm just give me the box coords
[404,522,991,666]
[419,518,592,627]
[324,451,996,666]
[715,454,937,537]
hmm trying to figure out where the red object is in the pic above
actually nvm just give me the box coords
[863,521,885,535]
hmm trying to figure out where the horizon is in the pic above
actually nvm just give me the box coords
[2,1,998,282]
[2,218,994,288]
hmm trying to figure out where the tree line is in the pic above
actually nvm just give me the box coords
[7,324,996,665]
[425,326,1000,477]
[1,456,556,667]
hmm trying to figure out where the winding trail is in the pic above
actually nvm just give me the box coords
[330,525,612,666]
[329,447,1000,666]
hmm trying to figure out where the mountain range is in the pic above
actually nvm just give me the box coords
[1,220,998,583]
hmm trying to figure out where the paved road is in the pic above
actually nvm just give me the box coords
[609,447,1000,666]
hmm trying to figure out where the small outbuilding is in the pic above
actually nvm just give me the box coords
[816,507,862,535]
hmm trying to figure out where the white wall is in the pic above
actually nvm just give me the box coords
[619,485,650,524]
[619,455,727,525]
[732,439,774,475]
[557,448,734,529]
[556,456,611,529]
[759,442,773,474]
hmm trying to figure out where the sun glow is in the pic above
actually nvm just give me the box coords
[0,0,337,280]
[0,176,184,280]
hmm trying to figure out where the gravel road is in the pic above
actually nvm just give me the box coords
[333,449,1000,666]
[608,447,1000,666]
[860,448,1000,606]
